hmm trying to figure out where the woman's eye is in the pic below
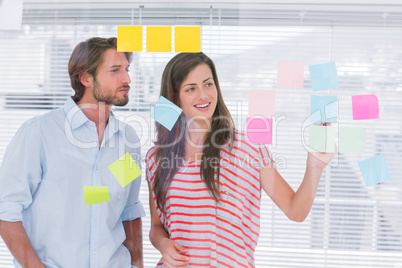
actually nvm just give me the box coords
[186,87,195,92]
[206,82,213,87]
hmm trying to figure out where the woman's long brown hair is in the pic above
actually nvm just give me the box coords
[153,52,235,213]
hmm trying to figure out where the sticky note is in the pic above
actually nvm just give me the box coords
[153,96,183,131]
[83,186,110,205]
[310,95,338,123]
[309,62,338,91]
[175,26,201,52]
[0,0,23,30]
[146,26,172,52]
[246,117,272,144]
[358,154,391,187]
[352,94,380,120]
[248,90,275,117]
[117,26,143,52]
[108,152,142,187]
[277,62,304,88]
[308,125,336,153]
[339,127,366,154]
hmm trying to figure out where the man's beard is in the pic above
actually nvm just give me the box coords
[92,78,129,106]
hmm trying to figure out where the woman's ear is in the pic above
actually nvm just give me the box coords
[79,72,93,87]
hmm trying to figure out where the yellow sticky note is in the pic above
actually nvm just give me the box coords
[108,152,142,187]
[117,26,143,52]
[175,26,201,52]
[83,186,110,205]
[146,26,172,52]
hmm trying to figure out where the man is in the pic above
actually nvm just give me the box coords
[0,37,145,268]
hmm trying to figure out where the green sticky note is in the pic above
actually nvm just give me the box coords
[175,26,201,52]
[146,26,172,52]
[339,127,366,154]
[108,152,142,187]
[308,125,336,153]
[83,186,110,205]
[117,26,143,52]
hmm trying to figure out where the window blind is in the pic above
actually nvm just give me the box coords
[0,2,401,268]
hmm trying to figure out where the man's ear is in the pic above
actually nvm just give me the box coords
[79,72,93,87]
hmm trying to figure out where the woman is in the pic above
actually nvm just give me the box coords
[146,52,335,268]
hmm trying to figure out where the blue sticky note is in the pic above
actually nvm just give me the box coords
[358,154,391,187]
[309,62,339,91]
[310,95,338,123]
[153,96,183,131]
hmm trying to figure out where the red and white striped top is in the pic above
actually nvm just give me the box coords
[146,131,272,268]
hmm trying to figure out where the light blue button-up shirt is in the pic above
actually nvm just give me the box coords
[0,97,145,268]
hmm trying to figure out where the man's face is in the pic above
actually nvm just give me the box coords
[92,49,131,106]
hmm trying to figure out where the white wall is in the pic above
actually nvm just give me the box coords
[21,0,402,4]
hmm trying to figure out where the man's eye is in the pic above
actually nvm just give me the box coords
[111,69,118,72]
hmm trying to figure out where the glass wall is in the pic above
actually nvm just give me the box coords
[0,2,401,267]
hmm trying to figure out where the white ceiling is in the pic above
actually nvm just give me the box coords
[20,0,402,13]
[21,0,402,4]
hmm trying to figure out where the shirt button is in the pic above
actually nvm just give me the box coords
[92,251,97,255]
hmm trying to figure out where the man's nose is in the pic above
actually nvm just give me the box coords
[122,71,131,85]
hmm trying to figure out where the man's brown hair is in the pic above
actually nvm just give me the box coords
[68,37,132,102]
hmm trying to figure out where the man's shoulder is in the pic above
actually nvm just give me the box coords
[42,106,65,120]
[10,107,64,145]
[22,107,64,129]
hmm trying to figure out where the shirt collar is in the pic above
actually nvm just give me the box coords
[107,109,121,135]
[63,97,122,134]
[64,97,89,130]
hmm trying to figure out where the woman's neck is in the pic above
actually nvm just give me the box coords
[184,118,211,162]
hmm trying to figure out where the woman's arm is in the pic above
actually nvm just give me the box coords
[260,149,336,222]
[147,182,190,268]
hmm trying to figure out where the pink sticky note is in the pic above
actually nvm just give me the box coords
[248,90,275,117]
[277,62,304,88]
[352,94,379,120]
[246,117,272,144]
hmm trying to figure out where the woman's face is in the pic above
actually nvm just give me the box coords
[178,63,218,127]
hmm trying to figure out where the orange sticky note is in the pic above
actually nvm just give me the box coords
[146,26,172,52]
[175,26,201,52]
[117,26,143,52]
